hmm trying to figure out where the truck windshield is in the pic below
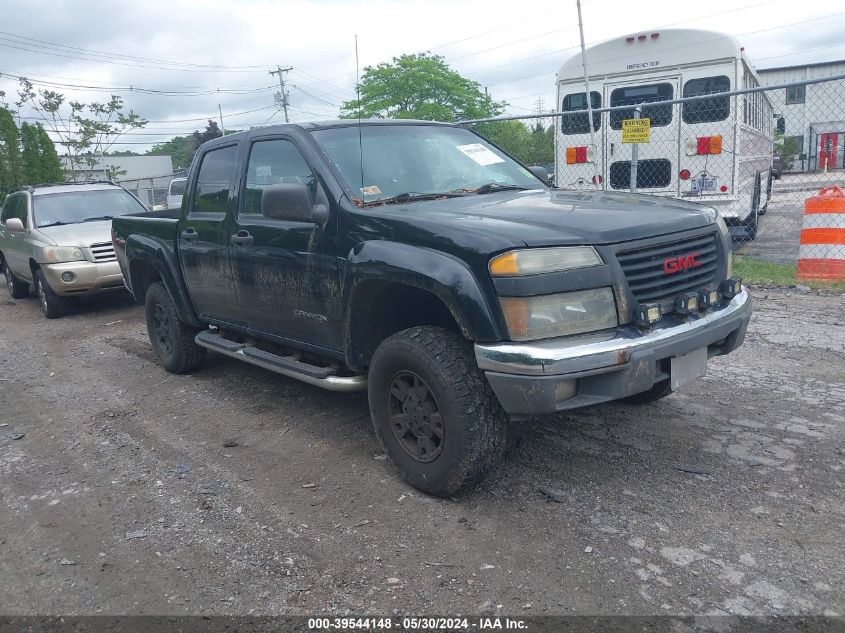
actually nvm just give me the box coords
[33,189,148,228]
[311,124,544,205]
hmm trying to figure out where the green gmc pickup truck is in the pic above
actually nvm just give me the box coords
[112,119,751,495]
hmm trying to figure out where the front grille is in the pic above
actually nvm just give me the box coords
[89,242,116,262]
[617,232,720,304]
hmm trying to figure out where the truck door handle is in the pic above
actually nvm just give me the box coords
[181,228,199,241]
[231,230,254,247]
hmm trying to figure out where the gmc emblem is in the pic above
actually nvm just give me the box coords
[664,252,701,274]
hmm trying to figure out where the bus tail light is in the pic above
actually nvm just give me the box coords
[592,175,603,185]
[566,146,593,164]
[679,169,691,180]
[686,135,723,156]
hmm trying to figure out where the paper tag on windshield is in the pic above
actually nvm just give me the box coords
[457,143,505,166]
[360,185,382,195]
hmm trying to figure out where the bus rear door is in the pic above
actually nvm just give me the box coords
[603,77,681,196]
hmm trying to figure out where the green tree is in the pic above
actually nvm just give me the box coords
[774,130,800,171]
[147,135,193,170]
[20,122,41,183]
[35,123,64,182]
[340,53,505,122]
[17,78,147,182]
[0,107,22,195]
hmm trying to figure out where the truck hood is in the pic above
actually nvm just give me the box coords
[393,189,717,247]
[36,220,113,247]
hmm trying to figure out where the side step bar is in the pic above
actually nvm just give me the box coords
[194,330,367,392]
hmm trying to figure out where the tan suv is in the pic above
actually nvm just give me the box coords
[0,182,148,318]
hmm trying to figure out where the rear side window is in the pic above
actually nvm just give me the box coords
[610,84,673,129]
[609,159,672,189]
[192,145,237,214]
[1,194,27,227]
[682,76,730,124]
[242,139,317,217]
[561,91,601,134]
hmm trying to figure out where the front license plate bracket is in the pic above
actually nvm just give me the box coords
[670,347,708,390]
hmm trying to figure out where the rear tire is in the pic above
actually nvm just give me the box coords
[368,326,507,497]
[621,379,673,405]
[144,281,206,373]
[34,269,67,318]
[2,258,29,299]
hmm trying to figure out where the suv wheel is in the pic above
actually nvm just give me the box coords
[368,326,507,496]
[34,269,67,318]
[3,259,29,299]
[144,281,206,373]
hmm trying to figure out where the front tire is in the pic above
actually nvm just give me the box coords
[368,326,507,497]
[144,281,206,373]
[34,269,67,318]
[3,258,29,299]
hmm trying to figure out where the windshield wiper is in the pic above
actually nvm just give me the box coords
[81,215,115,222]
[37,221,69,228]
[473,183,530,195]
[363,192,464,206]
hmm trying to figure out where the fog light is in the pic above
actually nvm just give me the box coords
[720,277,742,299]
[61,272,75,282]
[673,293,698,315]
[635,302,662,327]
[697,288,719,310]
[554,380,577,404]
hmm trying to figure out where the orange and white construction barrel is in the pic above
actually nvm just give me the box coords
[796,186,845,282]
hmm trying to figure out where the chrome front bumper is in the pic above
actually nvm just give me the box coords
[475,288,752,417]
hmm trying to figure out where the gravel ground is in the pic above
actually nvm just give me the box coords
[0,286,842,617]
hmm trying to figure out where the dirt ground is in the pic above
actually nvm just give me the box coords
[0,285,842,617]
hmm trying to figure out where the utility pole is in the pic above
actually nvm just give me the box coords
[269,65,293,123]
[218,104,225,135]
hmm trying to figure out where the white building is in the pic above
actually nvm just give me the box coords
[61,155,174,206]
[758,60,845,172]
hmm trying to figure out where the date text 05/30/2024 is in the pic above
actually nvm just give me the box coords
[307,617,528,630]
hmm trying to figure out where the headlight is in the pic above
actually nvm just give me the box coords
[42,246,85,263]
[490,246,602,277]
[499,288,618,341]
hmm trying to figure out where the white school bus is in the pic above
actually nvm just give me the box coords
[555,29,773,240]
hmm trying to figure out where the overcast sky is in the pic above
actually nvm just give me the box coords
[1,0,843,154]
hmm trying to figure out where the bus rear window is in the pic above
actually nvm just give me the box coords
[609,159,672,189]
[609,84,673,129]
[561,91,601,134]
[682,76,730,124]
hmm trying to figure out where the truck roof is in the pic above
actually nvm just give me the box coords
[205,119,455,147]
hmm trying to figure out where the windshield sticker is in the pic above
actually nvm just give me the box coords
[456,143,506,166]
[360,185,382,196]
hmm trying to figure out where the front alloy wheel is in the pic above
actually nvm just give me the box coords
[387,371,445,463]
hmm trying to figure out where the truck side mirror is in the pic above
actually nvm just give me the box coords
[4,218,24,232]
[261,183,328,225]
[527,165,551,185]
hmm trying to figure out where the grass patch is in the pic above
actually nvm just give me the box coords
[733,255,845,292]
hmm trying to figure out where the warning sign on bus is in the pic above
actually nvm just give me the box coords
[621,118,651,143]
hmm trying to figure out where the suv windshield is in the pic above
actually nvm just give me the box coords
[33,188,147,227]
[311,124,544,205]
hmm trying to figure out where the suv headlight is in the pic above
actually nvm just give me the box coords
[42,246,85,263]
[499,288,618,341]
[490,246,602,277]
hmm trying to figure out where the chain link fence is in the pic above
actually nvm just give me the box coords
[115,170,187,209]
[467,74,845,288]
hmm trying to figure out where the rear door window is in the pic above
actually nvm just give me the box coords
[682,76,730,124]
[192,145,238,215]
[610,84,673,129]
[561,91,601,134]
[609,159,672,189]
